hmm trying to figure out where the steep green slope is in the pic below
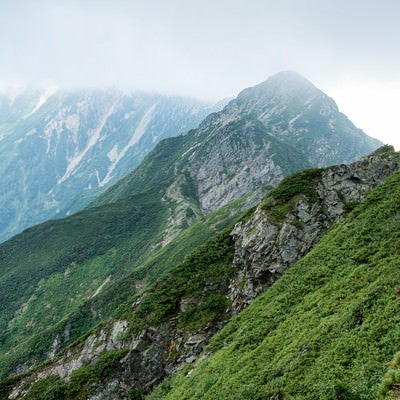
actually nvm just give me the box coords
[0,187,249,380]
[153,170,400,400]
[0,187,169,375]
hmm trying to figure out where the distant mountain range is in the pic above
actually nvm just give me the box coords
[0,72,393,400]
[0,89,221,243]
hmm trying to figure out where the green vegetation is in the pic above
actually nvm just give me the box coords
[150,170,400,399]
[128,390,146,400]
[0,187,171,378]
[178,293,231,332]
[0,177,247,380]
[19,350,128,400]
[377,352,400,399]
[262,167,323,223]
[266,167,323,203]
[121,229,235,333]
[24,376,68,400]
[374,144,400,160]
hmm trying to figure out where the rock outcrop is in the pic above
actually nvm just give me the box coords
[8,302,227,399]
[229,148,399,313]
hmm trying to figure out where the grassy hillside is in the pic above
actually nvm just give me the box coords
[150,170,400,400]
[0,185,248,380]
[0,187,168,375]
[0,227,238,400]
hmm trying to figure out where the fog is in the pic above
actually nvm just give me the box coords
[1,0,399,148]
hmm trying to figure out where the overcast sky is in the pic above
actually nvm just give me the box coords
[1,0,399,148]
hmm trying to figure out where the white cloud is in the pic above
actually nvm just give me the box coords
[0,0,399,147]
[327,78,400,150]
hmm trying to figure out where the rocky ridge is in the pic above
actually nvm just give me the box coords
[182,71,383,213]
[8,317,224,400]
[226,71,382,166]
[229,147,399,313]
[6,147,399,399]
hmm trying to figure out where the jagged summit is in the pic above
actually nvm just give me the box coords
[237,70,321,102]
[262,70,315,86]
[194,71,380,168]
[229,70,335,118]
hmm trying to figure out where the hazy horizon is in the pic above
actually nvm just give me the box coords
[1,0,399,148]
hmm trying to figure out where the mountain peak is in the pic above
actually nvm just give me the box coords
[262,70,318,93]
[236,70,319,104]
[266,70,312,83]
[202,71,381,167]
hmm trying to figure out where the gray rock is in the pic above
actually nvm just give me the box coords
[229,151,399,314]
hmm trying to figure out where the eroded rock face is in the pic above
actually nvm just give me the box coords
[189,121,286,213]
[9,304,226,399]
[229,151,399,313]
[8,320,128,399]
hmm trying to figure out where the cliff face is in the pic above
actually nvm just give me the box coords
[8,317,225,399]
[186,118,308,214]
[6,148,398,400]
[229,148,399,313]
